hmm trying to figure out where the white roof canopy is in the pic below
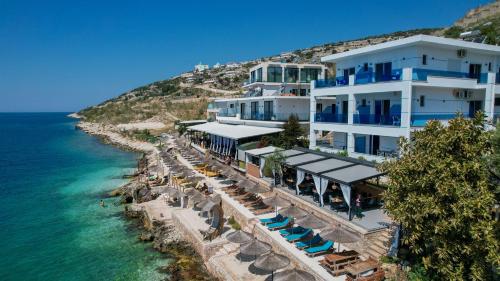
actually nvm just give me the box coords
[188,122,282,140]
[245,146,280,157]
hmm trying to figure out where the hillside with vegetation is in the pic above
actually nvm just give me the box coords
[77,1,499,129]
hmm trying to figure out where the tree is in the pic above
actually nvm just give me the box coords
[278,114,305,149]
[380,114,499,280]
[263,151,286,182]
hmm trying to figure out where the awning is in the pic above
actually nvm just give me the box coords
[321,164,383,185]
[285,153,326,166]
[188,122,282,140]
[245,146,280,157]
[296,158,354,175]
[261,149,304,159]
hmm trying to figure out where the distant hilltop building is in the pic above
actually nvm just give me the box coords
[213,62,222,69]
[225,62,240,69]
[194,62,209,72]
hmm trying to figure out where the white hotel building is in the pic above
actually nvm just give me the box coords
[309,35,500,162]
[213,62,327,128]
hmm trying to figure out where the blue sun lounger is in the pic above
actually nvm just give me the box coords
[285,228,312,242]
[305,240,334,257]
[260,214,284,225]
[295,234,322,249]
[267,217,290,231]
[279,226,307,237]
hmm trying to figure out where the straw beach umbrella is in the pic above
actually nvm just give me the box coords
[273,269,315,281]
[279,204,307,219]
[263,195,291,215]
[245,183,270,194]
[294,212,327,229]
[226,230,253,244]
[254,252,290,280]
[321,225,361,251]
[240,239,271,259]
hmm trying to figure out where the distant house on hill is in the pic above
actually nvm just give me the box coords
[213,62,222,69]
[194,62,209,72]
[226,62,240,69]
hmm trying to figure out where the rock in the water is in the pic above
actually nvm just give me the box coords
[140,231,154,241]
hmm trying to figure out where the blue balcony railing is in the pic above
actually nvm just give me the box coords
[353,114,401,126]
[412,68,487,84]
[410,113,458,127]
[355,69,402,84]
[314,113,348,123]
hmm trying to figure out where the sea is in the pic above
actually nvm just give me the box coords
[0,113,167,281]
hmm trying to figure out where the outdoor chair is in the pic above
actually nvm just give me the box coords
[260,214,284,225]
[305,240,334,257]
[279,226,307,237]
[285,228,312,242]
[295,234,322,249]
[267,217,291,231]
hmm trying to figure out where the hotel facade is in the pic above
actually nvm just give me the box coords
[309,35,500,162]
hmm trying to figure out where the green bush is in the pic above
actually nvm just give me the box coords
[227,216,241,230]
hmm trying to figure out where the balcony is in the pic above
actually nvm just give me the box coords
[217,108,237,117]
[353,114,401,126]
[410,113,458,127]
[412,68,488,84]
[242,112,309,121]
[315,69,402,89]
[314,113,348,123]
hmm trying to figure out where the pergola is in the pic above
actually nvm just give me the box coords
[259,147,385,220]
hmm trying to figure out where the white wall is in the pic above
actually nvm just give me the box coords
[411,87,485,115]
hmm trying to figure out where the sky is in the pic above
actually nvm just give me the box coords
[0,0,492,112]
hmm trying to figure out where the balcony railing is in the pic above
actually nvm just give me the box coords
[353,114,401,126]
[410,113,458,127]
[218,108,237,117]
[242,112,309,121]
[314,113,348,123]
[315,70,402,89]
[412,68,488,84]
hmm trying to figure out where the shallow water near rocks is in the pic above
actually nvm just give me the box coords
[0,113,168,281]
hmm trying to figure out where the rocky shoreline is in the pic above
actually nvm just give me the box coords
[78,120,217,281]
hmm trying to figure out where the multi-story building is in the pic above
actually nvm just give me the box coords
[309,35,500,162]
[213,62,328,128]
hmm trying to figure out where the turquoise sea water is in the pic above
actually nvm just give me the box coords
[0,113,167,281]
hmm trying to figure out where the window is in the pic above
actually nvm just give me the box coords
[361,99,367,107]
[300,68,321,83]
[300,89,307,96]
[495,97,500,106]
[363,63,368,72]
[255,68,263,82]
[267,66,283,83]
[488,62,492,72]
[316,103,323,113]
[422,54,427,65]
[250,71,256,83]
[284,67,299,83]
[230,104,234,108]
[420,95,425,107]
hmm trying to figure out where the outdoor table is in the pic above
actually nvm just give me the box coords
[323,250,360,276]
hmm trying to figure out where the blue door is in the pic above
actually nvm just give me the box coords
[355,136,366,154]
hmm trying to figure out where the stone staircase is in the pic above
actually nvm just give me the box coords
[364,225,397,259]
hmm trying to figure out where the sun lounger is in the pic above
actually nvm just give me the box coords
[267,217,291,231]
[279,226,307,237]
[286,228,312,242]
[242,198,262,207]
[305,240,334,257]
[295,234,322,249]
[260,214,284,225]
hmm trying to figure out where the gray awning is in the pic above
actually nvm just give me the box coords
[296,158,353,175]
[261,149,304,159]
[285,153,325,166]
[320,164,383,185]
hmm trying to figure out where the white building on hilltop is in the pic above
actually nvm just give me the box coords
[309,35,500,162]
[194,62,209,72]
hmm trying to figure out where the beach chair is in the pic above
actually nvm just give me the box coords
[242,198,263,207]
[285,228,312,242]
[279,226,307,237]
[260,214,284,225]
[305,240,334,257]
[295,234,322,249]
[267,217,291,231]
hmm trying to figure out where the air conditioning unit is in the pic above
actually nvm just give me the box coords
[457,49,467,58]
